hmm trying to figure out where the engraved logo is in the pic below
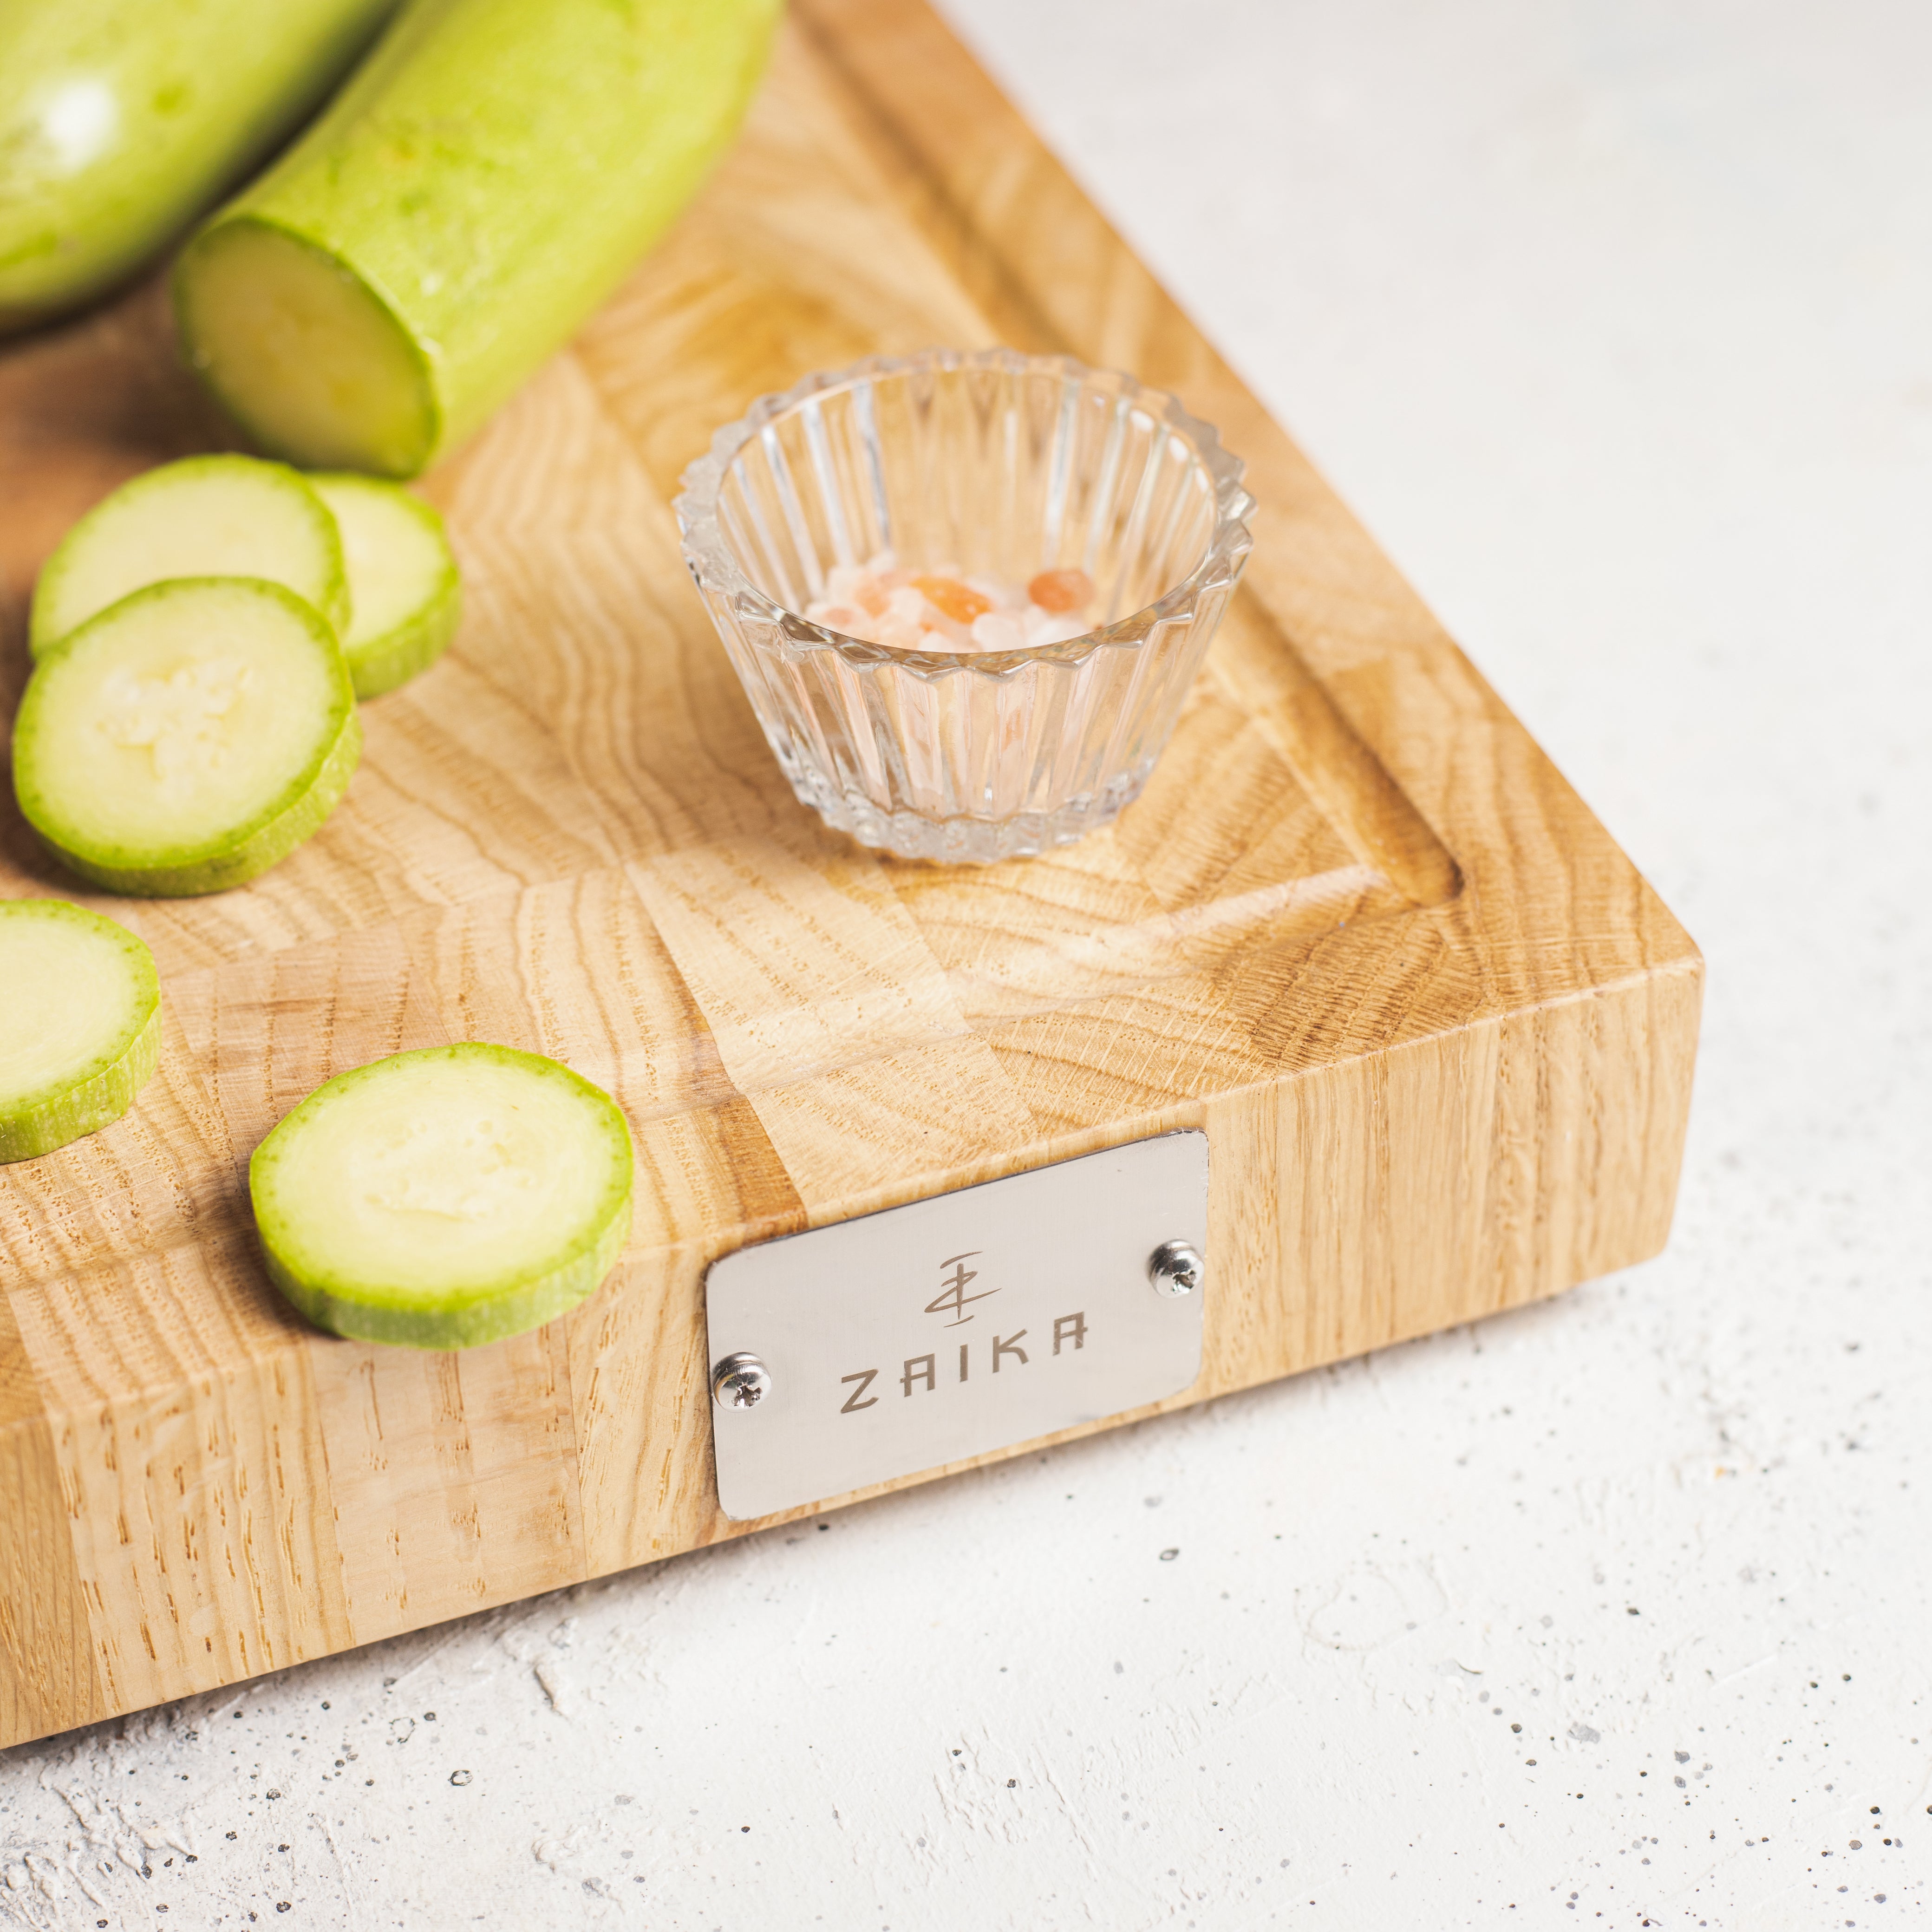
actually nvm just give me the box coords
[839,1302,1089,1416]
[829,1245,1097,1416]
[924,1250,998,1327]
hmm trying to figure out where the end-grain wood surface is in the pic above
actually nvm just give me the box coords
[0,0,1700,1750]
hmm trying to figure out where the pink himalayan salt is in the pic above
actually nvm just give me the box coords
[804,552,1092,653]
[1028,567,1095,614]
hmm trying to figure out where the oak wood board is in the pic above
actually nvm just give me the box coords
[0,0,1702,1750]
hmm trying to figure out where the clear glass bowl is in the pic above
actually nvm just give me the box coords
[674,348,1255,864]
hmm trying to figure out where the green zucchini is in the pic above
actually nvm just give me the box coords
[173,0,782,477]
[309,473,460,698]
[30,454,349,655]
[0,899,160,1162]
[250,1043,634,1348]
[13,577,360,896]
[0,0,400,336]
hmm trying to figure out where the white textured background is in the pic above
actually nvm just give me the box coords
[5,0,1931,1925]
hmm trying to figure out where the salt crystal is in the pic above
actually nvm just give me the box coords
[969,611,1026,652]
[805,600,877,641]
[796,560,1093,654]
[1027,567,1095,614]
[875,614,927,650]
[965,574,1025,611]
[824,565,890,616]
[1023,608,1089,647]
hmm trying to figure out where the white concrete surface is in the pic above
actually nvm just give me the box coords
[6,0,1931,1925]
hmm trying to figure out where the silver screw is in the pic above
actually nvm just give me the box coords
[711,1352,774,1410]
[1148,1239,1204,1298]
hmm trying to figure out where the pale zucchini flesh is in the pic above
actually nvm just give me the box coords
[0,900,160,1163]
[177,221,436,479]
[29,453,349,655]
[310,473,461,697]
[250,1044,634,1349]
[13,577,361,897]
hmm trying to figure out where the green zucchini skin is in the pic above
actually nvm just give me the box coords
[174,0,783,476]
[308,473,462,698]
[29,453,350,653]
[343,567,459,700]
[32,704,364,899]
[250,1043,635,1350]
[0,900,161,1164]
[0,1000,161,1163]
[13,577,362,898]
[0,0,401,336]
[261,1191,632,1350]
[45,703,366,900]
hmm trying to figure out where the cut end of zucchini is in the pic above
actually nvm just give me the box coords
[250,1044,634,1349]
[13,577,360,897]
[310,474,462,698]
[176,218,437,480]
[29,453,349,654]
[0,900,161,1163]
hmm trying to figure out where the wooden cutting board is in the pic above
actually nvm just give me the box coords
[0,0,1701,1751]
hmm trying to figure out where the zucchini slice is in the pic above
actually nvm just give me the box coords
[0,900,161,1163]
[309,474,461,698]
[13,577,361,898]
[250,1044,634,1349]
[29,454,349,655]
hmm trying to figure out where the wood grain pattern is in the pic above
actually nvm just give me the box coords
[0,0,1700,1747]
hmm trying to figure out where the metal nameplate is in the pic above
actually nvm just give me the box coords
[704,1132,1208,1521]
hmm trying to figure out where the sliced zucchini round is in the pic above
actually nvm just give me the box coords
[309,474,461,698]
[0,900,161,1164]
[13,577,361,898]
[29,454,350,655]
[250,1044,634,1349]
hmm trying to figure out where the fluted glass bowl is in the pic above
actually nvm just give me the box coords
[674,348,1255,863]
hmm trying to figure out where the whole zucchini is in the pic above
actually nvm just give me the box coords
[0,0,400,336]
[174,0,782,477]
